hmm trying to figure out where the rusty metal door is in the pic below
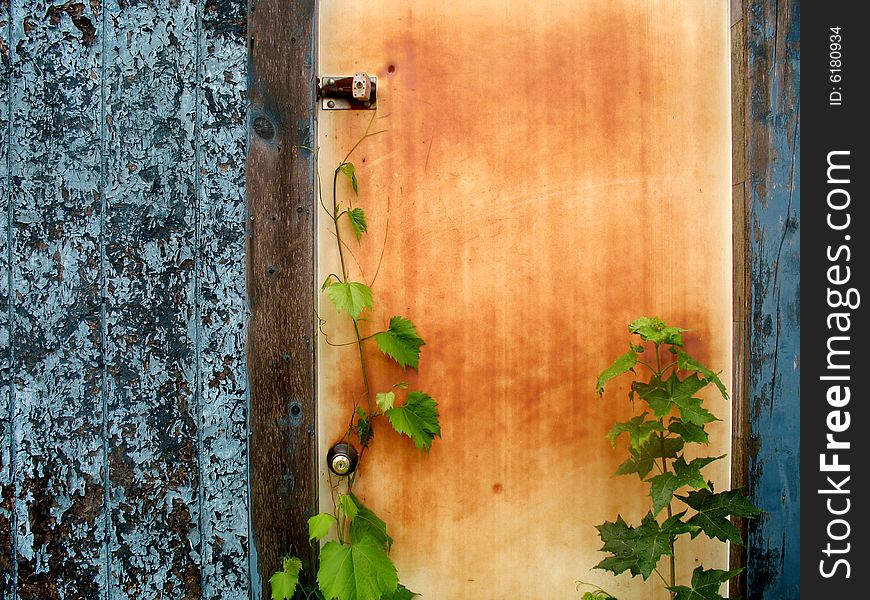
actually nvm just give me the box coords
[316,1,732,597]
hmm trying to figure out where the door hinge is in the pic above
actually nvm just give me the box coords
[318,73,378,110]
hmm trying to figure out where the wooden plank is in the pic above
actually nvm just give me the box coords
[196,0,250,596]
[246,0,318,591]
[744,0,800,597]
[729,12,749,597]
[102,1,201,596]
[7,1,107,597]
[0,3,13,597]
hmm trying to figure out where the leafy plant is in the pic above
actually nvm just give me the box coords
[271,121,441,600]
[586,317,761,600]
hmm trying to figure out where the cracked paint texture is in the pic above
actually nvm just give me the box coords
[0,1,249,598]
[744,0,800,598]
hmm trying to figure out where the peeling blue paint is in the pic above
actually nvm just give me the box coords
[745,0,801,598]
[0,0,248,597]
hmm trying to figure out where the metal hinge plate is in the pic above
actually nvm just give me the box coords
[318,73,378,110]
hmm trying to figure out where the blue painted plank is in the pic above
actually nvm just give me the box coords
[745,0,801,597]
[0,2,13,597]
[102,1,201,596]
[7,1,107,597]
[196,0,249,596]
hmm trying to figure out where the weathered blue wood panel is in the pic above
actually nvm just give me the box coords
[745,0,800,597]
[0,0,249,598]
[7,2,107,598]
[1,3,13,596]
[102,0,202,596]
[196,0,249,596]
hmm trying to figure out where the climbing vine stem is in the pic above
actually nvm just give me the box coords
[270,120,441,600]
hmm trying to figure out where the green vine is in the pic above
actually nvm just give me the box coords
[271,122,441,600]
[584,317,761,600]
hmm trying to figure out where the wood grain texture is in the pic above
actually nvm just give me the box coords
[7,2,106,598]
[318,1,733,597]
[246,0,318,593]
[729,9,750,596]
[196,0,249,597]
[744,0,800,597]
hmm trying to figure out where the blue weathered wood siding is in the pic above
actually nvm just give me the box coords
[745,0,800,597]
[0,1,249,598]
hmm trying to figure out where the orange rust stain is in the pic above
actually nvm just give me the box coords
[318,1,732,598]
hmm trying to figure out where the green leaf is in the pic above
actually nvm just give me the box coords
[648,456,724,515]
[595,512,691,580]
[349,493,394,549]
[607,413,664,451]
[635,374,710,420]
[596,348,639,395]
[385,391,441,451]
[381,584,417,599]
[270,556,302,600]
[581,592,618,600]
[668,419,710,444]
[340,162,359,194]
[308,513,337,542]
[326,282,374,319]
[375,391,396,412]
[667,566,743,600]
[317,538,398,600]
[678,488,763,545]
[674,395,718,427]
[614,436,684,479]
[356,410,374,446]
[340,494,360,521]
[348,207,368,241]
[676,350,729,400]
[628,317,686,346]
[375,317,426,369]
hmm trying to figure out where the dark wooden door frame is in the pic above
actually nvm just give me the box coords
[247,0,319,591]
[245,1,798,596]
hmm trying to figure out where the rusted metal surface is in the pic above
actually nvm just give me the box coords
[744,0,800,597]
[318,1,733,597]
[0,0,250,597]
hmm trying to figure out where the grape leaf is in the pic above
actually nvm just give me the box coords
[270,556,302,600]
[385,392,441,451]
[628,317,686,346]
[581,592,618,600]
[596,347,639,395]
[648,456,724,515]
[375,391,395,412]
[340,494,360,521]
[381,584,417,599]
[673,395,718,427]
[356,409,373,446]
[614,436,684,479]
[632,374,708,419]
[678,488,763,545]
[375,317,426,369]
[327,282,373,319]
[348,207,368,241]
[340,162,359,194]
[607,413,664,451]
[349,493,394,549]
[676,350,728,400]
[667,566,742,600]
[669,419,709,444]
[317,537,398,600]
[308,513,337,542]
[595,512,693,580]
